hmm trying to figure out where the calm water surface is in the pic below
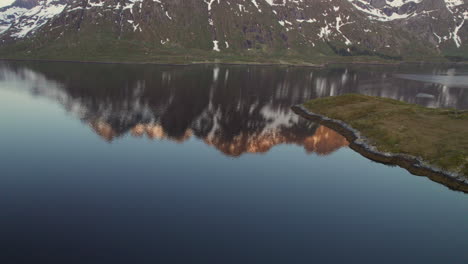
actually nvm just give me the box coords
[0,61,468,263]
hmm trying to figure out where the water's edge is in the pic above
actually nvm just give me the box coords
[2,58,467,68]
[291,105,468,193]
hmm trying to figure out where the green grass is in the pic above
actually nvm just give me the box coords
[303,94,468,176]
[0,33,447,66]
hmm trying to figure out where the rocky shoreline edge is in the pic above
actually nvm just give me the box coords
[292,105,468,193]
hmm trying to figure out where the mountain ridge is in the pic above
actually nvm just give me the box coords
[0,0,466,63]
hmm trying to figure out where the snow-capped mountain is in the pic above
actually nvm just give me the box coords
[0,0,67,37]
[0,0,466,61]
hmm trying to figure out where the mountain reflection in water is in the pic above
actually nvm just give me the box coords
[92,121,348,156]
[0,61,467,157]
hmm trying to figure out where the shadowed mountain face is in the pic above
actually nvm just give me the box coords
[0,61,467,156]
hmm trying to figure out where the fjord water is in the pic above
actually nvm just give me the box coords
[0,61,467,263]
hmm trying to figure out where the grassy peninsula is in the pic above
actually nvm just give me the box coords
[297,94,468,180]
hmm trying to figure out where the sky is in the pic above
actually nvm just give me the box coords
[0,0,15,8]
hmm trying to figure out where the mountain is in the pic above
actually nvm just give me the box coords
[0,0,466,63]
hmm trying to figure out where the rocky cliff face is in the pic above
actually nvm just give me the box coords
[0,0,466,61]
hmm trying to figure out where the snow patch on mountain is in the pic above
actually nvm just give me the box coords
[11,1,66,38]
[445,0,464,13]
[213,40,220,51]
[0,5,29,33]
[347,0,422,21]
[386,0,423,7]
[0,0,66,38]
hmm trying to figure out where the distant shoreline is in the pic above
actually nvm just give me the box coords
[0,57,326,67]
[1,57,467,68]
[292,102,468,193]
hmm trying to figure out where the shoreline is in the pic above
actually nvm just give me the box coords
[291,105,468,193]
[1,57,467,68]
[0,57,326,67]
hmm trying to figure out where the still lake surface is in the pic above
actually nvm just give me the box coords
[0,61,468,263]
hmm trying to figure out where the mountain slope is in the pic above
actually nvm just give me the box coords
[0,0,466,63]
